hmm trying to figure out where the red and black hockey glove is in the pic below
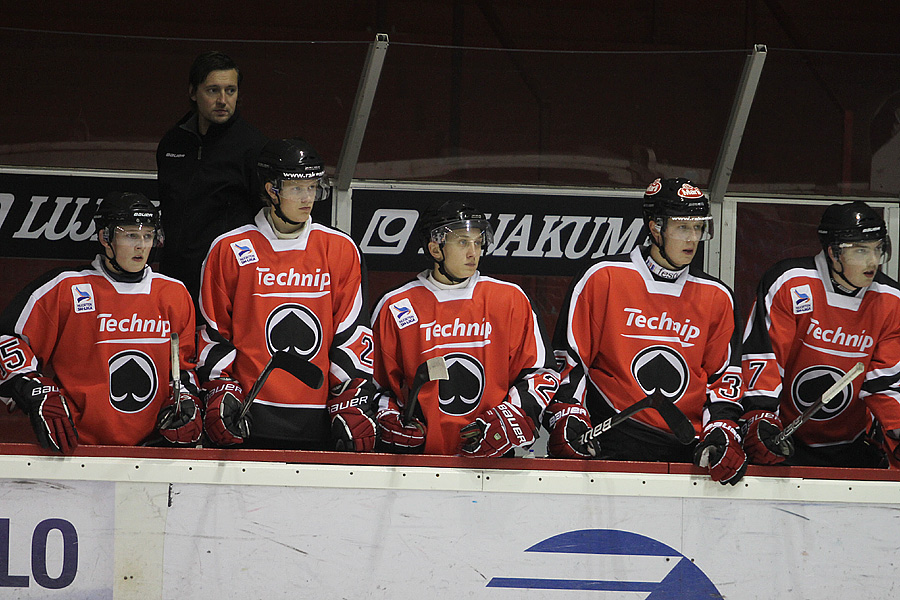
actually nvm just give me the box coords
[0,373,78,454]
[328,379,377,453]
[543,401,600,459]
[693,420,748,485]
[741,410,793,465]
[157,385,203,445]
[460,401,536,458]
[376,405,426,453]
[201,379,250,446]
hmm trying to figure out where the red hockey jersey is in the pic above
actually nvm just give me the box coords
[198,211,373,445]
[372,271,559,455]
[555,247,744,440]
[0,256,197,445]
[742,252,900,448]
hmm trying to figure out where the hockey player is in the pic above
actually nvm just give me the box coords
[197,138,377,451]
[0,192,203,452]
[371,200,559,456]
[741,201,900,468]
[551,178,747,484]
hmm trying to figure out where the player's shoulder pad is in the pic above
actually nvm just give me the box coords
[372,276,425,319]
[756,255,818,294]
[0,264,96,331]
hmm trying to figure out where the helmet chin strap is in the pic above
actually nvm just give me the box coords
[827,253,862,295]
[271,191,305,227]
[433,245,468,284]
[102,236,143,283]
[651,229,689,271]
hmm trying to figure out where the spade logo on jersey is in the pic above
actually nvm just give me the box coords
[108,350,158,413]
[487,529,721,598]
[265,304,323,360]
[437,353,484,417]
[631,346,689,401]
[790,365,853,419]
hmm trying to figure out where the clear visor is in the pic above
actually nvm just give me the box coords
[657,215,714,241]
[111,224,163,247]
[274,176,332,202]
[430,220,495,251]
[836,240,889,265]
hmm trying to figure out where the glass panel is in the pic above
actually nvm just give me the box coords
[733,50,900,197]
[357,44,747,187]
[0,28,369,171]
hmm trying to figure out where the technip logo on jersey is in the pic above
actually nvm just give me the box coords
[486,529,721,597]
[622,307,700,347]
[791,284,813,314]
[97,313,171,337]
[71,284,95,313]
[230,239,259,266]
[805,317,873,353]
[389,298,419,329]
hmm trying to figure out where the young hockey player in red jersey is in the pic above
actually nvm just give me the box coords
[741,201,900,468]
[197,138,377,451]
[0,192,203,452]
[550,178,747,484]
[371,200,559,456]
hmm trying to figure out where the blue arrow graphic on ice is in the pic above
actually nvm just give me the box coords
[487,529,722,599]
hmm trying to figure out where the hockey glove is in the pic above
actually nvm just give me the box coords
[1,373,78,454]
[157,386,203,445]
[328,379,377,453]
[201,379,250,446]
[460,401,536,458]
[693,420,748,485]
[741,410,793,465]
[376,406,426,453]
[543,402,600,459]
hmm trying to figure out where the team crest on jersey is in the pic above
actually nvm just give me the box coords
[108,350,158,413]
[389,299,418,329]
[630,346,689,402]
[71,284,95,313]
[265,304,323,360]
[230,239,259,266]
[438,353,485,417]
[790,285,813,314]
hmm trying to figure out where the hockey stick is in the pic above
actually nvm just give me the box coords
[237,351,325,420]
[579,390,696,447]
[157,333,182,430]
[404,357,449,426]
[770,361,865,448]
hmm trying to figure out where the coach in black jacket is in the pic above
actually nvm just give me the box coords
[156,51,268,307]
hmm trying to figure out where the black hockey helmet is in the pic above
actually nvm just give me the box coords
[257,138,331,202]
[93,192,163,246]
[642,177,713,240]
[818,201,889,249]
[418,200,494,256]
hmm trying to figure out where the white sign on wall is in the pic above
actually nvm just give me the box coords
[0,480,114,599]
[160,484,898,599]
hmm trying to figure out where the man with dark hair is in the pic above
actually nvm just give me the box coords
[370,199,559,456]
[0,193,202,452]
[156,50,268,306]
[741,200,900,468]
[551,178,747,484]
